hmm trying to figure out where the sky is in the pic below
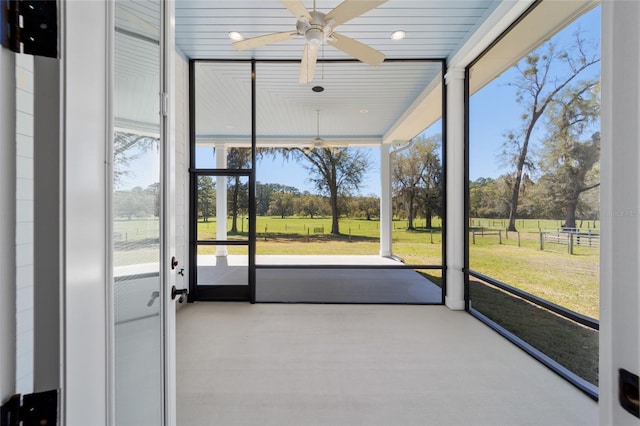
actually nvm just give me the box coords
[130,6,601,196]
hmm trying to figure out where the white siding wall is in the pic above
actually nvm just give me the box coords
[15,53,34,395]
[175,52,189,292]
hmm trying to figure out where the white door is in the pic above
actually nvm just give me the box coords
[112,1,176,424]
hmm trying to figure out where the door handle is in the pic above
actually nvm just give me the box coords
[171,286,188,302]
[171,256,178,270]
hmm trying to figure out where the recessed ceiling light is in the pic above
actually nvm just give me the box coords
[228,31,244,42]
[225,124,235,129]
[390,30,406,41]
[360,109,369,114]
[312,86,324,93]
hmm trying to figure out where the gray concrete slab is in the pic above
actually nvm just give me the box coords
[256,268,441,303]
[176,303,598,426]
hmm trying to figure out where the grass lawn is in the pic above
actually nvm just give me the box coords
[470,229,599,319]
[197,216,444,264]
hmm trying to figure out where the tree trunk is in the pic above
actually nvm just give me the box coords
[407,196,415,230]
[330,191,339,234]
[426,214,432,230]
[564,198,578,229]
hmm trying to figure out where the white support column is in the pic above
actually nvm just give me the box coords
[0,46,17,404]
[600,2,640,424]
[445,67,465,310]
[379,144,392,257]
[216,144,228,256]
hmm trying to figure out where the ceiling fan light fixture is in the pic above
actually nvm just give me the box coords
[228,31,244,41]
[305,28,324,47]
[390,30,406,41]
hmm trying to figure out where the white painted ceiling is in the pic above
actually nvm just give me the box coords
[195,60,443,146]
[175,0,498,61]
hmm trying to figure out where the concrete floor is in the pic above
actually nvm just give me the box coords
[177,303,597,426]
[255,269,441,303]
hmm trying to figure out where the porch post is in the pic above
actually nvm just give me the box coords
[600,1,640,423]
[0,45,17,404]
[216,143,228,256]
[444,67,465,310]
[379,144,392,257]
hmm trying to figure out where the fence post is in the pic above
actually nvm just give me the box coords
[264,225,268,241]
[472,230,476,245]
[568,233,574,255]
[307,228,310,241]
[498,230,502,244]
[430,228,433,244]
[517,231,521,247]
[539,232,544,251]
[349,227,352,242]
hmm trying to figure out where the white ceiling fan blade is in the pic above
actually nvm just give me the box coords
[325,0,388,27]
[232,31,297,50]
[328,32,385,66]
[299,44,319,84]
[280,0,312,20]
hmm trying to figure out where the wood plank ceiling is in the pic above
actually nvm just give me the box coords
[176,1,500,145]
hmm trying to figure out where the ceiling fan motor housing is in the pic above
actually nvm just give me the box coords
[297,10,333,48]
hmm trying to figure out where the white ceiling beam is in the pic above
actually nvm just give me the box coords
[382,73,442,144]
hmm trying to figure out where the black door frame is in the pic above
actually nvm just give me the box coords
[188,60,257,302]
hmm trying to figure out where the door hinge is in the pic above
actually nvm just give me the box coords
[0,0,58,58]
[1,389,58,426]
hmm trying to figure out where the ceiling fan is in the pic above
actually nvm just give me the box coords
[304,110,349,153]
[232,0,388,84]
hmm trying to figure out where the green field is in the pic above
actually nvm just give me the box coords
[196,216,444,265]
